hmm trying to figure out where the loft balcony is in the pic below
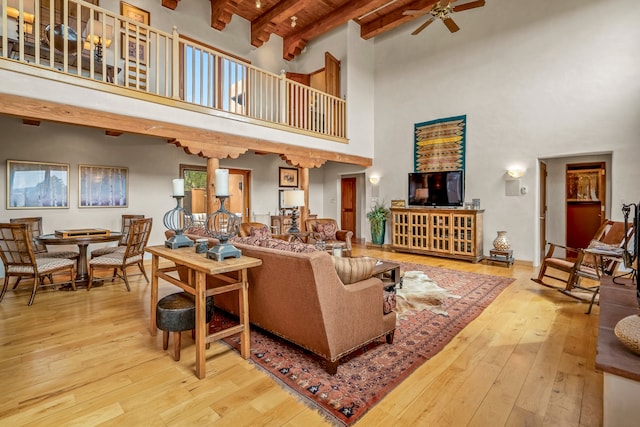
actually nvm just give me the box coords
[0,0,358,167]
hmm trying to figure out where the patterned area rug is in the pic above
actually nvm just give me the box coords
[212,261,514,426]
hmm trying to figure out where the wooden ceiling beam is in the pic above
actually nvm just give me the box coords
[169,139,248,159]
[282,0,387,60]
[0,93,372,167]
[161,0,180,10]
[360,0,439,40]
[251,0,307,48]
[210,0,239,31]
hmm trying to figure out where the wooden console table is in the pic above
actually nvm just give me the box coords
[146,245,262,379]
[596,275,640,426]
[390,207,484,262]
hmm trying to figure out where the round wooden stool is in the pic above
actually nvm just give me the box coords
[156,292,214,361]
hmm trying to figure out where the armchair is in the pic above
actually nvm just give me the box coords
[305,218,353,256]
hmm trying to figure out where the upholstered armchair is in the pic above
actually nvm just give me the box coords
[305,218,353,256]
[239,222,289,241]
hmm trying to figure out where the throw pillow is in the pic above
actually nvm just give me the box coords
[331,256,377,285]
[259,238,316,253]
[316,222,338,241]
[249,225,271,240]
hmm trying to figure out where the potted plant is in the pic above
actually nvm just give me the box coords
[367,201,390,245]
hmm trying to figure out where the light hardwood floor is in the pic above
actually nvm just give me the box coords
[0,245,602,426]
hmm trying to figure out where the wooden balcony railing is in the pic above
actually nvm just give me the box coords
[0,0,347,140]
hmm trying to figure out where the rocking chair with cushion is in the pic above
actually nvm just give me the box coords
[533,220,633,298]
[88,218,152,291]
[305,218,353,256]
[0,223,76,306]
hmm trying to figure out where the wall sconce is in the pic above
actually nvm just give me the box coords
[83,19,113,63]
[506,167,526,179]
[368,176,380,185]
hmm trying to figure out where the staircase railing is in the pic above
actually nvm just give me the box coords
[0,0,347,139]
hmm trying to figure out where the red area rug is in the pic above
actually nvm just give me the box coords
[212,261,514,426]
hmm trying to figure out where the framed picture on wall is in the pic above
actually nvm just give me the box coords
[279,167,298,188]
[6,160,69,209]
[120,1,150,29]
[79,165,128,208]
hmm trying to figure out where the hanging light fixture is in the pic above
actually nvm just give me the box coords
[256,0,261,9]
[291,16,297,28]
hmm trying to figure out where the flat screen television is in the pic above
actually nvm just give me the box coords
[408,171,464,207]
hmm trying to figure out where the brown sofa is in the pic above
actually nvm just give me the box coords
[164,229,396,374]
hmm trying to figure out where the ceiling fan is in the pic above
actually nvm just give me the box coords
[404,0,486,36]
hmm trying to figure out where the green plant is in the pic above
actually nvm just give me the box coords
[367,201,390,222]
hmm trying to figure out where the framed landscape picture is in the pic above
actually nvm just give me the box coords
[79,165,128,208]
[6,160,69,209]
[279,167,298,188]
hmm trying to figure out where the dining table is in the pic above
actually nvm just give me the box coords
[38,230,122,287]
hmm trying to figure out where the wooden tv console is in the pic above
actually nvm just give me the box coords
[390,207,484,263]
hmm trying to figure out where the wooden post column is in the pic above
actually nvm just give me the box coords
[299,167,309,231]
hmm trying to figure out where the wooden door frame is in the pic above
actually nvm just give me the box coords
[179,164,251,220]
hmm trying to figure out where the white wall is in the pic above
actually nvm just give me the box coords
[371,0,640,263]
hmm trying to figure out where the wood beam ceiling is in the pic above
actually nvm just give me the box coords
[202,0,435,61]
[0,93,371,167]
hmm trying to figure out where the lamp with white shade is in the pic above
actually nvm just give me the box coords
[7,0,35,38]
[83,19,113,63]
[283,190,305,234]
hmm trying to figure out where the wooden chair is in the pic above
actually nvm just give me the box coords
[9,217,79,260]
[532,220,633,297]
[90,214,145,258]
[0,223,76,306]
[87,218,153,291]
[305,218,353,256]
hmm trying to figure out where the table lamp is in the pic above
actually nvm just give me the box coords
[283,190,305,234]
[83,19,113,63]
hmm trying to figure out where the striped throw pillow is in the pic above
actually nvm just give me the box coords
[331,256,376,285]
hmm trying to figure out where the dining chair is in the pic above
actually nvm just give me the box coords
[90,214,145,258]
[0,223,76,306]
[9,217,79,260]
[87,218,153,291]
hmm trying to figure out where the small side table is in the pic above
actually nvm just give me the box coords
[488,249,514,267]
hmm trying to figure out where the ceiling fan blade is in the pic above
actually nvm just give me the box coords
[412,18,435,36]
[443,17,460,33]
[452,0,486,13]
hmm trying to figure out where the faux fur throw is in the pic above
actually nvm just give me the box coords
[395,271,460,318]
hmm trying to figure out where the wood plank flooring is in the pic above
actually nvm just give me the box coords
[0,245,603,426]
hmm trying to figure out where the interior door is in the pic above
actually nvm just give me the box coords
[341,177,356,238]
[539,160,547,263]
[566,162,606,254]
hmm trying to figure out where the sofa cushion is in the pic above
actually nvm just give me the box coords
[249,225,271,239]
[231,235,263,246]
[331,256,377,285]
[315,222,337,241]
[259,238,316,253]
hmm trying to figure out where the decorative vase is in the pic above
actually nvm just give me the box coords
[371,219,386,245]
[493,231,511,250]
